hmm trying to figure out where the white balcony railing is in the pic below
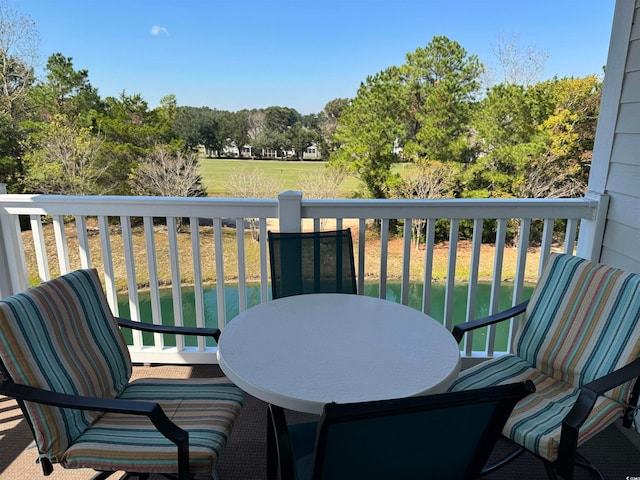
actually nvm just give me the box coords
[0,190,606,367]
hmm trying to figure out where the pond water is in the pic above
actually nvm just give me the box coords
[118,281,534,352]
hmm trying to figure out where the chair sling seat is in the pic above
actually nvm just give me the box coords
[61,377,245,475]
[448,355,624,461]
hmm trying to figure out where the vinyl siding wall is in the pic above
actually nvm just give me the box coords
[592,1,640,273]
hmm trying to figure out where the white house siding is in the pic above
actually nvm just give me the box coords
[587,1,640,273]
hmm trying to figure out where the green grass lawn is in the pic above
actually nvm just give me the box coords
[198,157,416,198]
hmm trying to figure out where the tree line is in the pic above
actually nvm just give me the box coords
[332,36,600,203]
[1,1,601,213]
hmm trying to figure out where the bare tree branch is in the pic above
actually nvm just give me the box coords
[492,33,548,86]
[129,145,206,198]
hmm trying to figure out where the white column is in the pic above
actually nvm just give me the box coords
[576,192,610,261]
[0,184,28,296]
[0,183,9,297]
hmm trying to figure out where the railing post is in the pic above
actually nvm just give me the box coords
[0,183,8,297]
[0,184,28,297]
[278,190,302,233]
[576,192,609,262]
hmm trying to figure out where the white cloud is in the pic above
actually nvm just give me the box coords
[151,25,168,36]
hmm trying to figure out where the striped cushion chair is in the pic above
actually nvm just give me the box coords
[0,269,245,480]
[448,253,640,480]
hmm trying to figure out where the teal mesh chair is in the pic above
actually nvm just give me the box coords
[0,269,246,480]
[449,253,640,480]
[267,382,534,480]
[268,229,357,299]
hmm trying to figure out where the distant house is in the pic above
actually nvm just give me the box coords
[221,143,240,157]
[219,142,252,158]
[241,145,252,158]
[263,148,279,159]
[303,144,322,160]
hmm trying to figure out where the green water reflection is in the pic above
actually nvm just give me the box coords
[118,282,534,352]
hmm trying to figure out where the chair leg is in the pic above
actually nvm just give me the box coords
[544,462,561,479]
[575,453,605,480]
[90,473,116,480]
[118,474,150,480]
[542,453,605,480]
[481,445,526,475]
[267,408,278,480]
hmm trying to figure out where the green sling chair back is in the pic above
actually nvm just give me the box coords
[268,228,357,299]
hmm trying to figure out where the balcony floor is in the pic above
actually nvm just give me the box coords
[2,364,640,479]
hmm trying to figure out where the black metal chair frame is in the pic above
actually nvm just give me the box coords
[267,228,357,299]
[452,301,640,480]
[0,319,222,480]
[267,381,535,480]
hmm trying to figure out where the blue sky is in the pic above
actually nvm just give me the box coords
[19,0,615,114]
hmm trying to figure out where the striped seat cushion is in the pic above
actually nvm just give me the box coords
[449,254,640,461]
[516,253,640,403]
[0,269,132,462]
[448,355,623,461]
[60,377,245,475]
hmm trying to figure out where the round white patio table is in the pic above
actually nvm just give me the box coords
[217,293,461,414]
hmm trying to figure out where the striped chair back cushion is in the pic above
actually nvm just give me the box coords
[0,269,132,462]
[515,253,640,403]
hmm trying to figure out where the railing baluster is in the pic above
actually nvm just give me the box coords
[121,216,143,350]
[98,215,118,315]
[379,218,389,299]
[30,215,50,282]
[465,218,483,357]
[167,216,184,351]
[401,219,412,305]
[358,219,366,295]
[190,217,205,350]
[213,218,226,332]
[236,218,247,313]
[565,218,578,254]
[443,219,459,332]
[421,218,436,316]
[509,218,531,350]
[76,215,91,268]
[52,215,70,274]
[513,218,531,306]
[259,218,269,303]
[487,219,507,356]
[540,218,554,275]
[143,216,164,350]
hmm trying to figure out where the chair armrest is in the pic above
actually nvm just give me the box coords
[116,317,221,342]
[452,301,529,343]
[268,404,296,480]
[0,379,187,446]
[556,356,640,477]
[562,356,640,430]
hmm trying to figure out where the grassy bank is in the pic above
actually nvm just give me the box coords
[25,219,541,291]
